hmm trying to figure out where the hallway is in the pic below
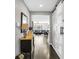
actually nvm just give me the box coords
[15,0,64,59]
[34,34,49,59]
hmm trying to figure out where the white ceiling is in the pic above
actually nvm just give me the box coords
[24,0,58,12]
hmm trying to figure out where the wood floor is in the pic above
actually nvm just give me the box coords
[33,34,49,59]
[32,34,60,59]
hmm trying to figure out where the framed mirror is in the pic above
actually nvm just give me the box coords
[21,12,28,33]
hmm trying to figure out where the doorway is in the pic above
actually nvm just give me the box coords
[31,14,50,59]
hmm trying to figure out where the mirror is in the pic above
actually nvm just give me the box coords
[21,12,28,33]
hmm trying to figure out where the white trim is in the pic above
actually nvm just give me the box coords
[49,43,61,59]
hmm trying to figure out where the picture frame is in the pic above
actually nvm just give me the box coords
[60,27,64,35]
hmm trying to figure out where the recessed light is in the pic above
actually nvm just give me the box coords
[40,4,43,7]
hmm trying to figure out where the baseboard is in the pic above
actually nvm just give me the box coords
[49,43,61,59]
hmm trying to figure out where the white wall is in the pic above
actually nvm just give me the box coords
[52,1,64,59]
[15,0,30,56]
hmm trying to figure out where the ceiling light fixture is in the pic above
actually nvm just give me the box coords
[40,4,43,7]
